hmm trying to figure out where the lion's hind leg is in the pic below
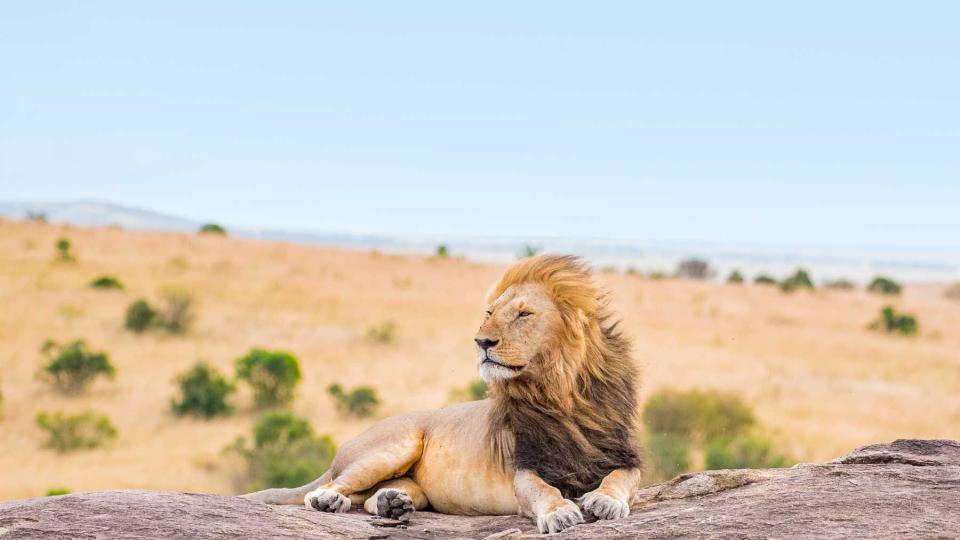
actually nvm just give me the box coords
[304,414,425,513]
[360,477,428,522]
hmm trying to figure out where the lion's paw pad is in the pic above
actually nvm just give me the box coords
[537,500,584,534]
[304,488,351,513]
[579,491,629,521]
[376,488,415,521]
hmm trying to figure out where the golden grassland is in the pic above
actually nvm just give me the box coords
[1,220,959,501]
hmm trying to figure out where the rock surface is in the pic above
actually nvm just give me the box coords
[1,439,958,539]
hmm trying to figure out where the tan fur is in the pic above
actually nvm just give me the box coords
[243,255,642,534]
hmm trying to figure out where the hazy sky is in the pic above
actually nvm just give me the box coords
[2,2,958,247]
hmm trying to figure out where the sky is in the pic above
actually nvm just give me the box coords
[1,2,958,247]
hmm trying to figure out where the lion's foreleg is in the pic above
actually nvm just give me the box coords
[514,470,584,534]
[359,477,428,521]
[305,427,424,513]
[578,468,641,521]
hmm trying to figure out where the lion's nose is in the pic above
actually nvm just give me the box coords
[475,338,499,351]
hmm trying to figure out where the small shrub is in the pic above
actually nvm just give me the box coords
[40,340,115,394]
[171,363,236,418]
[727,270,744,284]
[36,411,117,452]
[642,389,755,442]
[648,271,668,280]
[55,237,75,262]
[227,411,336,491]
[868,276,902,296]
[675,258,712,280]
[125,299,157,333]
[90,275,124,290]
[27,210,48,222]
[45,488,71,496]
[366,320,397,344]
[235,349,302,409]
[754,274,777,286]
[159,288,194,334]
[519,245,541,258]
[435,244,449,258]
[780,269,814,293]
[199,223,227,235]
[705,435,790,470]
[328,383,380,418]
[644,432,690,482]
[450,379,489,402]
[823,279,855,290]
[870,306,918,336]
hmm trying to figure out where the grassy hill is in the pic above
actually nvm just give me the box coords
[1,219,958,500]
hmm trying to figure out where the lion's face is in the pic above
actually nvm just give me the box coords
[475,282,562,382]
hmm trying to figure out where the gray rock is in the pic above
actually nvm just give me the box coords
[1,439,958,539]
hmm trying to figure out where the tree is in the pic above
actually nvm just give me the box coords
[868,276,902,296]
[328,383,380,418]
[55,237,75,262]
[90,275,124,290]
[869,306,918,336]
[675,258,713,279]
[235,349,302,409]
[35,411,117,452]
[198,223,227,235]
[780,269,814,292]
[125,300,157,333]
[727,270,745,284]
[435,244,449,258]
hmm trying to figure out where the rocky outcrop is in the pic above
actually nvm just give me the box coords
[1,439,958,539]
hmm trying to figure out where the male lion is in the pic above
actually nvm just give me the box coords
[244,255,642,534]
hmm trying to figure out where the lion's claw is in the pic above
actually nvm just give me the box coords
[578,490,629,521]
[304,488,351,513]
[376,488,415,521]
[537,499,585,534]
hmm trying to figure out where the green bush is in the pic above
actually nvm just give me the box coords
[228,411,336,491]
[450,379,489,402]
[435,244,449,258]
[780,269,814,292]
[90,275,124,290]
[823,279,855,290]
[328,383,380,418]
[644,432,691,482]
[40,340,115,394]
[868,276,902,296]
[125,299,157,333]
[158,288,194,335]
[366,320,397,344]
[199,223,227,235]
[870,306,918,336]
[45,488,71,496]
[36,411,117,452]
[519,245,541,258]
[171,363,236,418]
[642,389,755,442]
[705,435,790,470]
[55,237,75,262]
[727,270,745,284]
[235,349,302,409]
[754,274,778,286]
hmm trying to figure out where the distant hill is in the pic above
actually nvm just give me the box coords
[0,201,199,231]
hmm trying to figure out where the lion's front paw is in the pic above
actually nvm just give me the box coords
[536,499,584,534]
[304,488,351,513]
[375,488,415,521]
[578,490,629,521]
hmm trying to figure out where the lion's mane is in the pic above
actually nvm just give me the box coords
[485,255,642,499]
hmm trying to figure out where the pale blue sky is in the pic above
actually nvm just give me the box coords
[2,2,958,247]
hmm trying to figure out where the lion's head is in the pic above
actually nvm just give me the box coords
[480,255,641,498]
[475,255,610,387]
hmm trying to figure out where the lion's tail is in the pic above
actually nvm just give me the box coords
[240,470,332,505]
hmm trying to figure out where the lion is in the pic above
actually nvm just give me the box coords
[243,255,643,534]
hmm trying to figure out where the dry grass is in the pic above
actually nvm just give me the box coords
[1,220,959,500]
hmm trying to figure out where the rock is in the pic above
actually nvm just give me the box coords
[1,439,958,539]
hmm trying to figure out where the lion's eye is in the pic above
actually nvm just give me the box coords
[485,310,493,317]
[517,311,533,318]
